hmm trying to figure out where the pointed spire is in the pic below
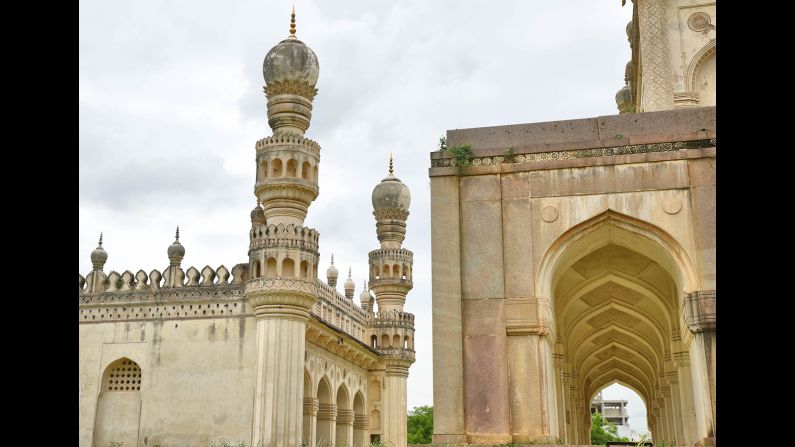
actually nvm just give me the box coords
[331,253,335,265]
[348,267,352,279]
[98,232,103,247]
[91,231,108,270]
[389,152,394,174]
[289,6,297,39]
[175,225,180,241]
[168,225,185,266]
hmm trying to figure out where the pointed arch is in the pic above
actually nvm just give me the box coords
[536,209,699,302]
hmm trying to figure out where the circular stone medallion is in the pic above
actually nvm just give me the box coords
[662,197,682,214]
[687,12,712,32]
[541,206,559,222]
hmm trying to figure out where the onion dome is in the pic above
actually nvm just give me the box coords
[359,280,372,305]
[90,232,108,270]
[326,254,339,287]
[262,7,319,87]
[372,154,411,212]
[167,226,185,266]
[344,267,355,299]
[250,201,266,225]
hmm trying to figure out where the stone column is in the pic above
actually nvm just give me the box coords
[353,413,368,447]
[675,352,698,446]
[317,403,336,446]
[246,280,317,447]
[303,397,318,446]
[684,290,716,445]
[667,375,685,445]
[381,364,409,447]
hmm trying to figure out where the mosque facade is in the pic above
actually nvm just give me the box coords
[79,11,415,447]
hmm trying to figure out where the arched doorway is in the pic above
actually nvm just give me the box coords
[335,385,352,447]
[93,358,142,447]
[590,383,650,444]
[353,392,367,447]
[540,210,710,446]
[316,377,334,446]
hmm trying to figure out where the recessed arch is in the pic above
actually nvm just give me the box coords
[685,40,716,93]
[93,358,142,447]
[536,209,699,301]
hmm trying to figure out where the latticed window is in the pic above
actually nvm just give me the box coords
[103,358,142,392]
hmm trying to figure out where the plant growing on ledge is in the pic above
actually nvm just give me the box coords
[439,135,472,168]
[503,147,516,163]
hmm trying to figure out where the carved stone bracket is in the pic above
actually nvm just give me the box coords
[683,289,715,333]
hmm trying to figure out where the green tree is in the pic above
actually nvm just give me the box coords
[590,412,630,445]
[407,405,433,444]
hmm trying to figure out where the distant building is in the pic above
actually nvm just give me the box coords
[591,392,629,427]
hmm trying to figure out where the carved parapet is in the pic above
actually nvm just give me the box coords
[79,284,244,307]
[244,277,318,319]
[80,265,242,294]
[249,223,320,252]
[683,290,715,333]
[369,310,415,328]
[255,134,320,156]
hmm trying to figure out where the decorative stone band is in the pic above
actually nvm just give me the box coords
[303,397,319,416]
[317,403,337,421]
[430,138,716,168]
[255,134,320,154]
[368,248,414,263]
[384,362,412,376]
[249,222,320,252]
[244,277,318,317]
[80,284,244,305]
[353,414,368,429]
[369,310,415,326]
[683,289,715,333]
[671,351,691,368]
[80,298,247,323]
[255,182,320,222]
[266,93,314,135]
[377,348,416,365]
[368,280,413,296]
[373,208,409,221]
[263,80,318,101]
[336,409,354,425]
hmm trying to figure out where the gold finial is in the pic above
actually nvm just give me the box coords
[289,6,297,38]
[389,152,394,174]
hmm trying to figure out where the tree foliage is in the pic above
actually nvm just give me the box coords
[590,412,630,445]
[407,405,433,444]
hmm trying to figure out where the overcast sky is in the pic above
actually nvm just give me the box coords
[79,0,641,428]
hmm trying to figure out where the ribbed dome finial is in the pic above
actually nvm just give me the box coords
[175,225,180,241]
[289,6,297,39]
[389,152,394,174]
[98,232,103,246]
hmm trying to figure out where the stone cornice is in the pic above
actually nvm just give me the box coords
[683,289,716,333]
[80,285,244,306]
[430,138,715,169]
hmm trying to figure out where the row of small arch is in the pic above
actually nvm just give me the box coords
[370,263,412,280]
[80,264,246,293]
[257,158,318,182]
[370,334,413,350]
[251,257,314,279]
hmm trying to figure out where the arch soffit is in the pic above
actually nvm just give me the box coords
[317,375,333,402]
[578,341,657,385]
[580,351,655,393]
[685,40,716,92]
[353,391,365,413]
[304,369,313,397]
[566,299,668,358]
[557,270,676,336]
[582,361,654,395]
[536,209,699,301]
[571,323,662,375]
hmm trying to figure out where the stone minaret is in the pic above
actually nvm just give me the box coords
[86,233,108,293]
[368,155,415,447]
[244,9,321,447]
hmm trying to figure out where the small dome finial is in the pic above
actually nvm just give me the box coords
[289,6,297,39]
[331,253,335,265]
[389,152,394,175]
[175,225,180,241]
[348,267,352,279]
[98,232,103,247]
